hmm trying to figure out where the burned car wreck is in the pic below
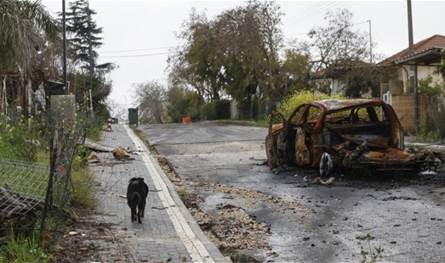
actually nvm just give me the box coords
[266,99,441,176]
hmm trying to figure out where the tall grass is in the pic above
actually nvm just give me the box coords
[70,154,97,208]
[0,232,49,263]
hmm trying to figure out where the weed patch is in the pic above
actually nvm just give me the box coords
[0,232,49,263]
[70,150,96,209]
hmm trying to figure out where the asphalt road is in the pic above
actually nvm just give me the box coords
[141,121,445,263]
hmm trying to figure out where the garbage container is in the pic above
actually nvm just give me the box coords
[128,108,138,126]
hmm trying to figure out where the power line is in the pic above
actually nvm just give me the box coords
[100,45,178,54]
[100,51,172,58]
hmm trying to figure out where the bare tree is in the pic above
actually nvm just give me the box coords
[135,81,166,124]
[305,9,370,74]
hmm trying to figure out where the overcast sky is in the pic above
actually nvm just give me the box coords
[41,0,445,113]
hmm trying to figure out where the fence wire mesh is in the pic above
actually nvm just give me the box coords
[38,95,91,244]
[0,159,48,220]
[0,94,93,245]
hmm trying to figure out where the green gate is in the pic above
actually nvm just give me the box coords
[128,108,138,126]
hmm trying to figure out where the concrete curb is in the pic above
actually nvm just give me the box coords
[125,125,231,263]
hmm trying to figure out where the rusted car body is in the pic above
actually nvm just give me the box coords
[266,99,439,174]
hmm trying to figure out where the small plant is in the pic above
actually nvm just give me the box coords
[177,186,189,202]
[0,232,49,263]
[360,245,384,263]
[356,233,383,263]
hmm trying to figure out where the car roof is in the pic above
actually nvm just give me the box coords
[312,99,384,112]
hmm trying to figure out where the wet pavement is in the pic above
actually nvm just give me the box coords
[141,122,445,263]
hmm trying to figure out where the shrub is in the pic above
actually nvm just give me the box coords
[200,100,231,120]
[0,114,44,162]
[422,97,445,142]
[166,86,201,122]
[418,76,442,97]
[277,90,345,118]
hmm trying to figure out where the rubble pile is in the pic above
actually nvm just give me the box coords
[212,204,270,250]
[208,183,309,213]
[190,208,213,230]
[190,203,271,251]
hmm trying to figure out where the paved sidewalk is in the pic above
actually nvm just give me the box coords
[88,124,228,263]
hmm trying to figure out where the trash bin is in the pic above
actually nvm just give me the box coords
[128,108,138,126]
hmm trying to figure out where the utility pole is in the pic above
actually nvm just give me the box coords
[87,0,94,118]
[41,0,68,245]
[62,0,67,93]
[367,20,372,64]
[407,0,419,132]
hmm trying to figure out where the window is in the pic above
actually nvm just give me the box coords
[307,106,322,122]
[290,105,306,125]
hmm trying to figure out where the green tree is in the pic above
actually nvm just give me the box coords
[64,0,114,117]
[168,9,221,102]
[169,1,283,118]
[65,0,110,72]
[280,49,311,95]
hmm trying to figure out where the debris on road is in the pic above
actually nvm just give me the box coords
[212,204,270,250]
[189,204,271,251]
[84,138,114,152]
[112,146,133,161]
[87,151,100,163]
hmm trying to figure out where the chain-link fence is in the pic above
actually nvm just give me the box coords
[0,94,92,246]
[38,95,91,245]
[0,159,48,220]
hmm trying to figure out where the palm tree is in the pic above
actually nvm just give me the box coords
[0,0,58,114]
[0,0,58,72]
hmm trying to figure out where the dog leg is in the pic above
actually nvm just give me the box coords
[140,199,146,218]
[131,206,136,222]
[137,208,142,224]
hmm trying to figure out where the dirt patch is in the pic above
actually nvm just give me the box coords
[53,209,134,263]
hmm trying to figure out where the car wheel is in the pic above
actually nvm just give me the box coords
[319,152,334,178]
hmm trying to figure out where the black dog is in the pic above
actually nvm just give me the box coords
[126,177,149,223]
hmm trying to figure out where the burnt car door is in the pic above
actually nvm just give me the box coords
[288,104,310,166]
[266,104,307,168]
[266,111,286,168]
[293,105,322,167]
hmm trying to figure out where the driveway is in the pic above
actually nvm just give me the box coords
[141,122,445,263]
